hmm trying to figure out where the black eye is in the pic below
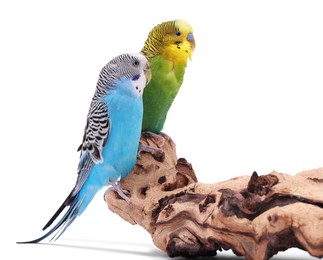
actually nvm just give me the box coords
[175,32,181,36]
[133,60,139,66]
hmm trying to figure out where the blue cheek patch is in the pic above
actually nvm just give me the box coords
[187,33,194,41]
[132,74,140,81]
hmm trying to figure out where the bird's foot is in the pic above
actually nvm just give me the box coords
[142,131,165,147]
[107,181,132,205]
[138,143,165,162]
[139,131,175,162]
[160,132,175,148]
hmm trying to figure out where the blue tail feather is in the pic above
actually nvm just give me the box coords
[17,194,83,244]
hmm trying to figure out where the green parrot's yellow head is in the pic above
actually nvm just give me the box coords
[141,19,195,66]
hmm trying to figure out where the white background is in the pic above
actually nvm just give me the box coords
[1,0,322,259]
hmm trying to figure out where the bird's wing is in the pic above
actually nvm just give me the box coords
[79,101,110,162]
[75,101,110,193]
[40,101,111,231]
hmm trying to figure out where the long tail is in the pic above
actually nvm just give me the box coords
[17,191,82,244]
[42,190,75,231]
[17,153,98,244]
[17,184,97,244]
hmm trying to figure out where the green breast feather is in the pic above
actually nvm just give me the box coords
[141,55,186,133]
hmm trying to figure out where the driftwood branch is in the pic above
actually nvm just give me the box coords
[105,134,323,259]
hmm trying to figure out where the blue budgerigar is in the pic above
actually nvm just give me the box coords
[18,53,151,243]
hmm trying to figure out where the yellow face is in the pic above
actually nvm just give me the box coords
[161,20,195,65]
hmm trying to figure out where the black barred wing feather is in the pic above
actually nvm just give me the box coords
[78,101,110,164]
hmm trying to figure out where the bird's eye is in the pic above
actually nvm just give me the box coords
[133,60,140,66]
[175,32,181,36]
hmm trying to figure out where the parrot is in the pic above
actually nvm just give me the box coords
[139,19,195,156]
[17,53,151,243]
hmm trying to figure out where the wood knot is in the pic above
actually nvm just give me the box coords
[247,171,279,196]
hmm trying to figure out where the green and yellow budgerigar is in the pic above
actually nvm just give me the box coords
[141,19,195,134]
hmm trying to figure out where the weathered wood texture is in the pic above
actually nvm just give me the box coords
[105,134,323,259]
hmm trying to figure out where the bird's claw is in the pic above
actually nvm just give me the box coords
[160,132,175,147]
[142,131,165,147]
[107,181,132,205]
[138,143,165,162]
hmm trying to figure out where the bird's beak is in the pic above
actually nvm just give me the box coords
[187,33,195,50]
[144,62,151,85]
[187,33,195,60]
